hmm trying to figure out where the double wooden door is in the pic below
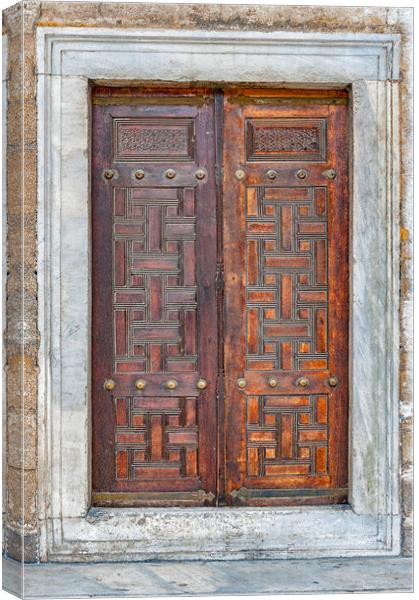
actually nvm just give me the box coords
[92,87,349,507]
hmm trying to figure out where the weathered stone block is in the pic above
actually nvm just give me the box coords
[7,149,38,213]
[4,524,40,563]
[7,410,37,470]
[400,417,413,469]
[6,466,37,529]
[6,355,39,413]
[401,516,413,557]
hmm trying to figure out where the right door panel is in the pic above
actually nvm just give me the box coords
[223,89,349,505]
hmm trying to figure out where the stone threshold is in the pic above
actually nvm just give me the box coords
[2,556,413,598]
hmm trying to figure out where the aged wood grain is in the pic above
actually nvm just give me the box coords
[223,88,349,506]
[92,87,218,506]
[92,87,349,507]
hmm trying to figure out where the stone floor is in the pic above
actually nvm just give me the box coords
[2,556,413,598]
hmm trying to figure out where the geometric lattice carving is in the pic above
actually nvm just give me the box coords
[113,186,198,374]
[246,118,326,161]
[255,128,319,152]
[246,394,328,478]
[246,186,328,371]
[115,396,198,480]
[114,118,195,162]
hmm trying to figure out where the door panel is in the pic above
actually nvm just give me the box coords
[223,89,349,505]
[92,88,218,506]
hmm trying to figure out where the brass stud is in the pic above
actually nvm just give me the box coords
[328,376,338,387]
[323,168,337,180]
[195,169,206,180]
[196,378,208,390]
[266,169,278,180]
[134,169,145,180]
[296,376,310,388]
[103,379,116,391]
[135,379,147,390]
[237,378,247,389]
[235,169,245,181]
[103,169,115,180]
[165,379,178,390]
[165,169,176,179]
[268,377,278,388]
[296,169,308,180]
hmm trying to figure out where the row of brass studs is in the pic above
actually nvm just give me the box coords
[237,376,338,389]
[103,169,207,181]
[106,167,336,182]
[103,378,207,391]
[234,168,337,181]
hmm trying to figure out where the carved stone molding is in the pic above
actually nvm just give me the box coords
[36,28,401,561]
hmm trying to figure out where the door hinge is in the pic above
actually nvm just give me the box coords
[215,260,224,296]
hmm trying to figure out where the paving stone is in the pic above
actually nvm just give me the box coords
[2,556,413,598]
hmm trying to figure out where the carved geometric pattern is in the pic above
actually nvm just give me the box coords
[113,118,195,162]
[246,186,328,371]
[113,186,198,374]
[255,127,318,152]
[115,396,198,480]
[246,394,329,477]
[246,118,326,161]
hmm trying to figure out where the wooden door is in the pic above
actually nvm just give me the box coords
[91,87,218,506]
[223,89,349,506]
[91,87,349,508]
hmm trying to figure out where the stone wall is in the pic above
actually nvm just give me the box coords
[2,1,413,561]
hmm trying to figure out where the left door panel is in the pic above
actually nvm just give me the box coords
[91,88,218,506]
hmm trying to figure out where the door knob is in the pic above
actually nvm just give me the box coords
[135,379,147,390]
[196,378,208,390]
[103,379,116,391]
[237,378,247,389]
[296,377,309,388]
[268,377,278,388]
[165,379,178,390]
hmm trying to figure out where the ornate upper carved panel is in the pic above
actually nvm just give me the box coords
[113,118,196,162]
[246,118,327,161]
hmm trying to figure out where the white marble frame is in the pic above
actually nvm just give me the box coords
[36,28,401,561]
